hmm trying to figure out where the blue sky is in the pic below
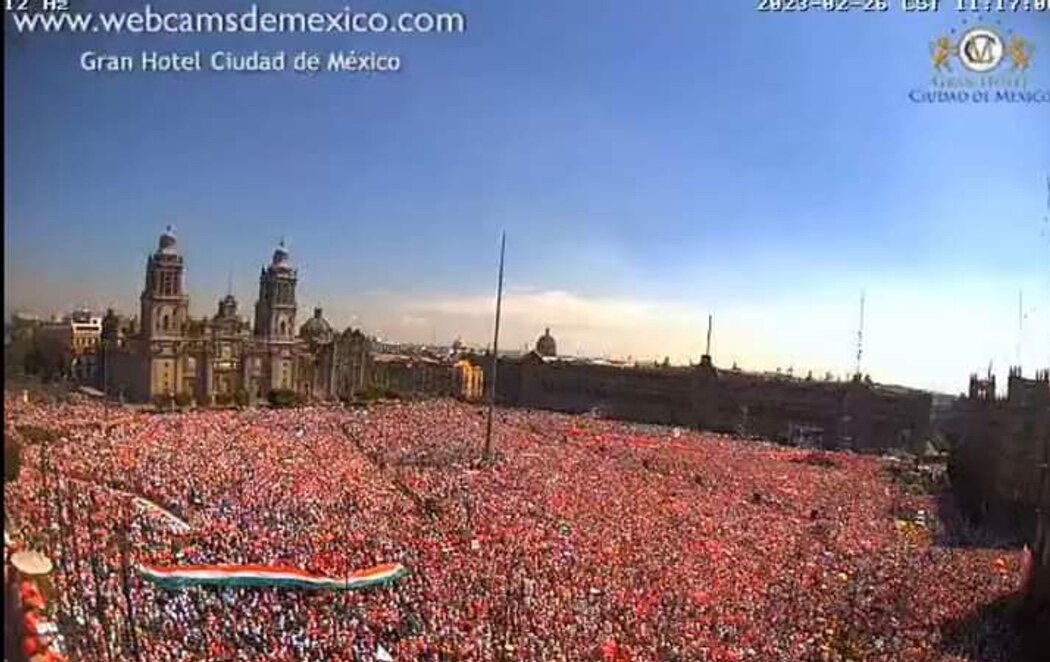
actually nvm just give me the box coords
[5,1,1049,393]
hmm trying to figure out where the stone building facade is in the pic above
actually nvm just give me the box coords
[1028,453,1050,653]
[15,310,102,382]
[454,359,485,402]
[370,354,456,398]
[98,228,372,404]
[494,329,933,452]
[947,367,1050,538]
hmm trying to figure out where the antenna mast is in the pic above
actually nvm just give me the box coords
[855,290,865,378]
[1016,289,1023,366]
[1045,173,1050,367]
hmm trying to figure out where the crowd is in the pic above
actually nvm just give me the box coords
[3,393,1028,661]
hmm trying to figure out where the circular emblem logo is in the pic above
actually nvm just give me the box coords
[958,28,1004,73]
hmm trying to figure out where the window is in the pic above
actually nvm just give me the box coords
[163,271,178,295]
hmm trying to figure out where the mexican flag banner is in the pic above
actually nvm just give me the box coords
[137,562,408,591]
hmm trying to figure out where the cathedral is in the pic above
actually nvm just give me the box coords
[98,227,371,404]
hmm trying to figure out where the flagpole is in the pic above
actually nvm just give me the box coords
[87,490,114,662]
[484,231,506,462]
[62,477,87,659]
[119,507,143,662]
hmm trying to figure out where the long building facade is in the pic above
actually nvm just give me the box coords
[493,330,934,452]
[98,228,372,405]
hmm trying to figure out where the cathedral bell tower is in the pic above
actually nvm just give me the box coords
[140,226,189,340]
[139,226,192,401]
[254,240,298,342]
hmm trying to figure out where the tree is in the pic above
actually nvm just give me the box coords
[4,435,22,483]
[16,425,56,446]
[267,388,303,408]
[23,347,44,375]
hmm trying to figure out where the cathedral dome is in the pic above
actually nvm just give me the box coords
[535,327,557,357]
[300,307,334,345]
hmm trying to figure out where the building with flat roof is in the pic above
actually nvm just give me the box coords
[492,328,932,452]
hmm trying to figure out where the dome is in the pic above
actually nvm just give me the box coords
[300,307,334,344]
[535,327,557,357]
[158,226,177,254]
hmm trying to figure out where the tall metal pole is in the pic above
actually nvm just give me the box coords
[119,508,143,662]
[484,231,506,461]
[855,290,865,378]
[705,315,712,356]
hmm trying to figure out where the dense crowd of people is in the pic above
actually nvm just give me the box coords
[3,393,1027,661]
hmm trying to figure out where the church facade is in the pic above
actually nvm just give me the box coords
[98,228,371,404]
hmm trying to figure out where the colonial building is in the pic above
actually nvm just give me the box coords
[494,328,934,452]
[947,367,1050,538]
[98,228,372,405]
[454,359,485,401]
[6,310,102,382]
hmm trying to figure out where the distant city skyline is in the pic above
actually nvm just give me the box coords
[6,1,1050,394]
[7,229,1048,397]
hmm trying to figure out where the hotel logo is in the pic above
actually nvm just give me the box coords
[958,27,1004,72]
[910,19,1045,104]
